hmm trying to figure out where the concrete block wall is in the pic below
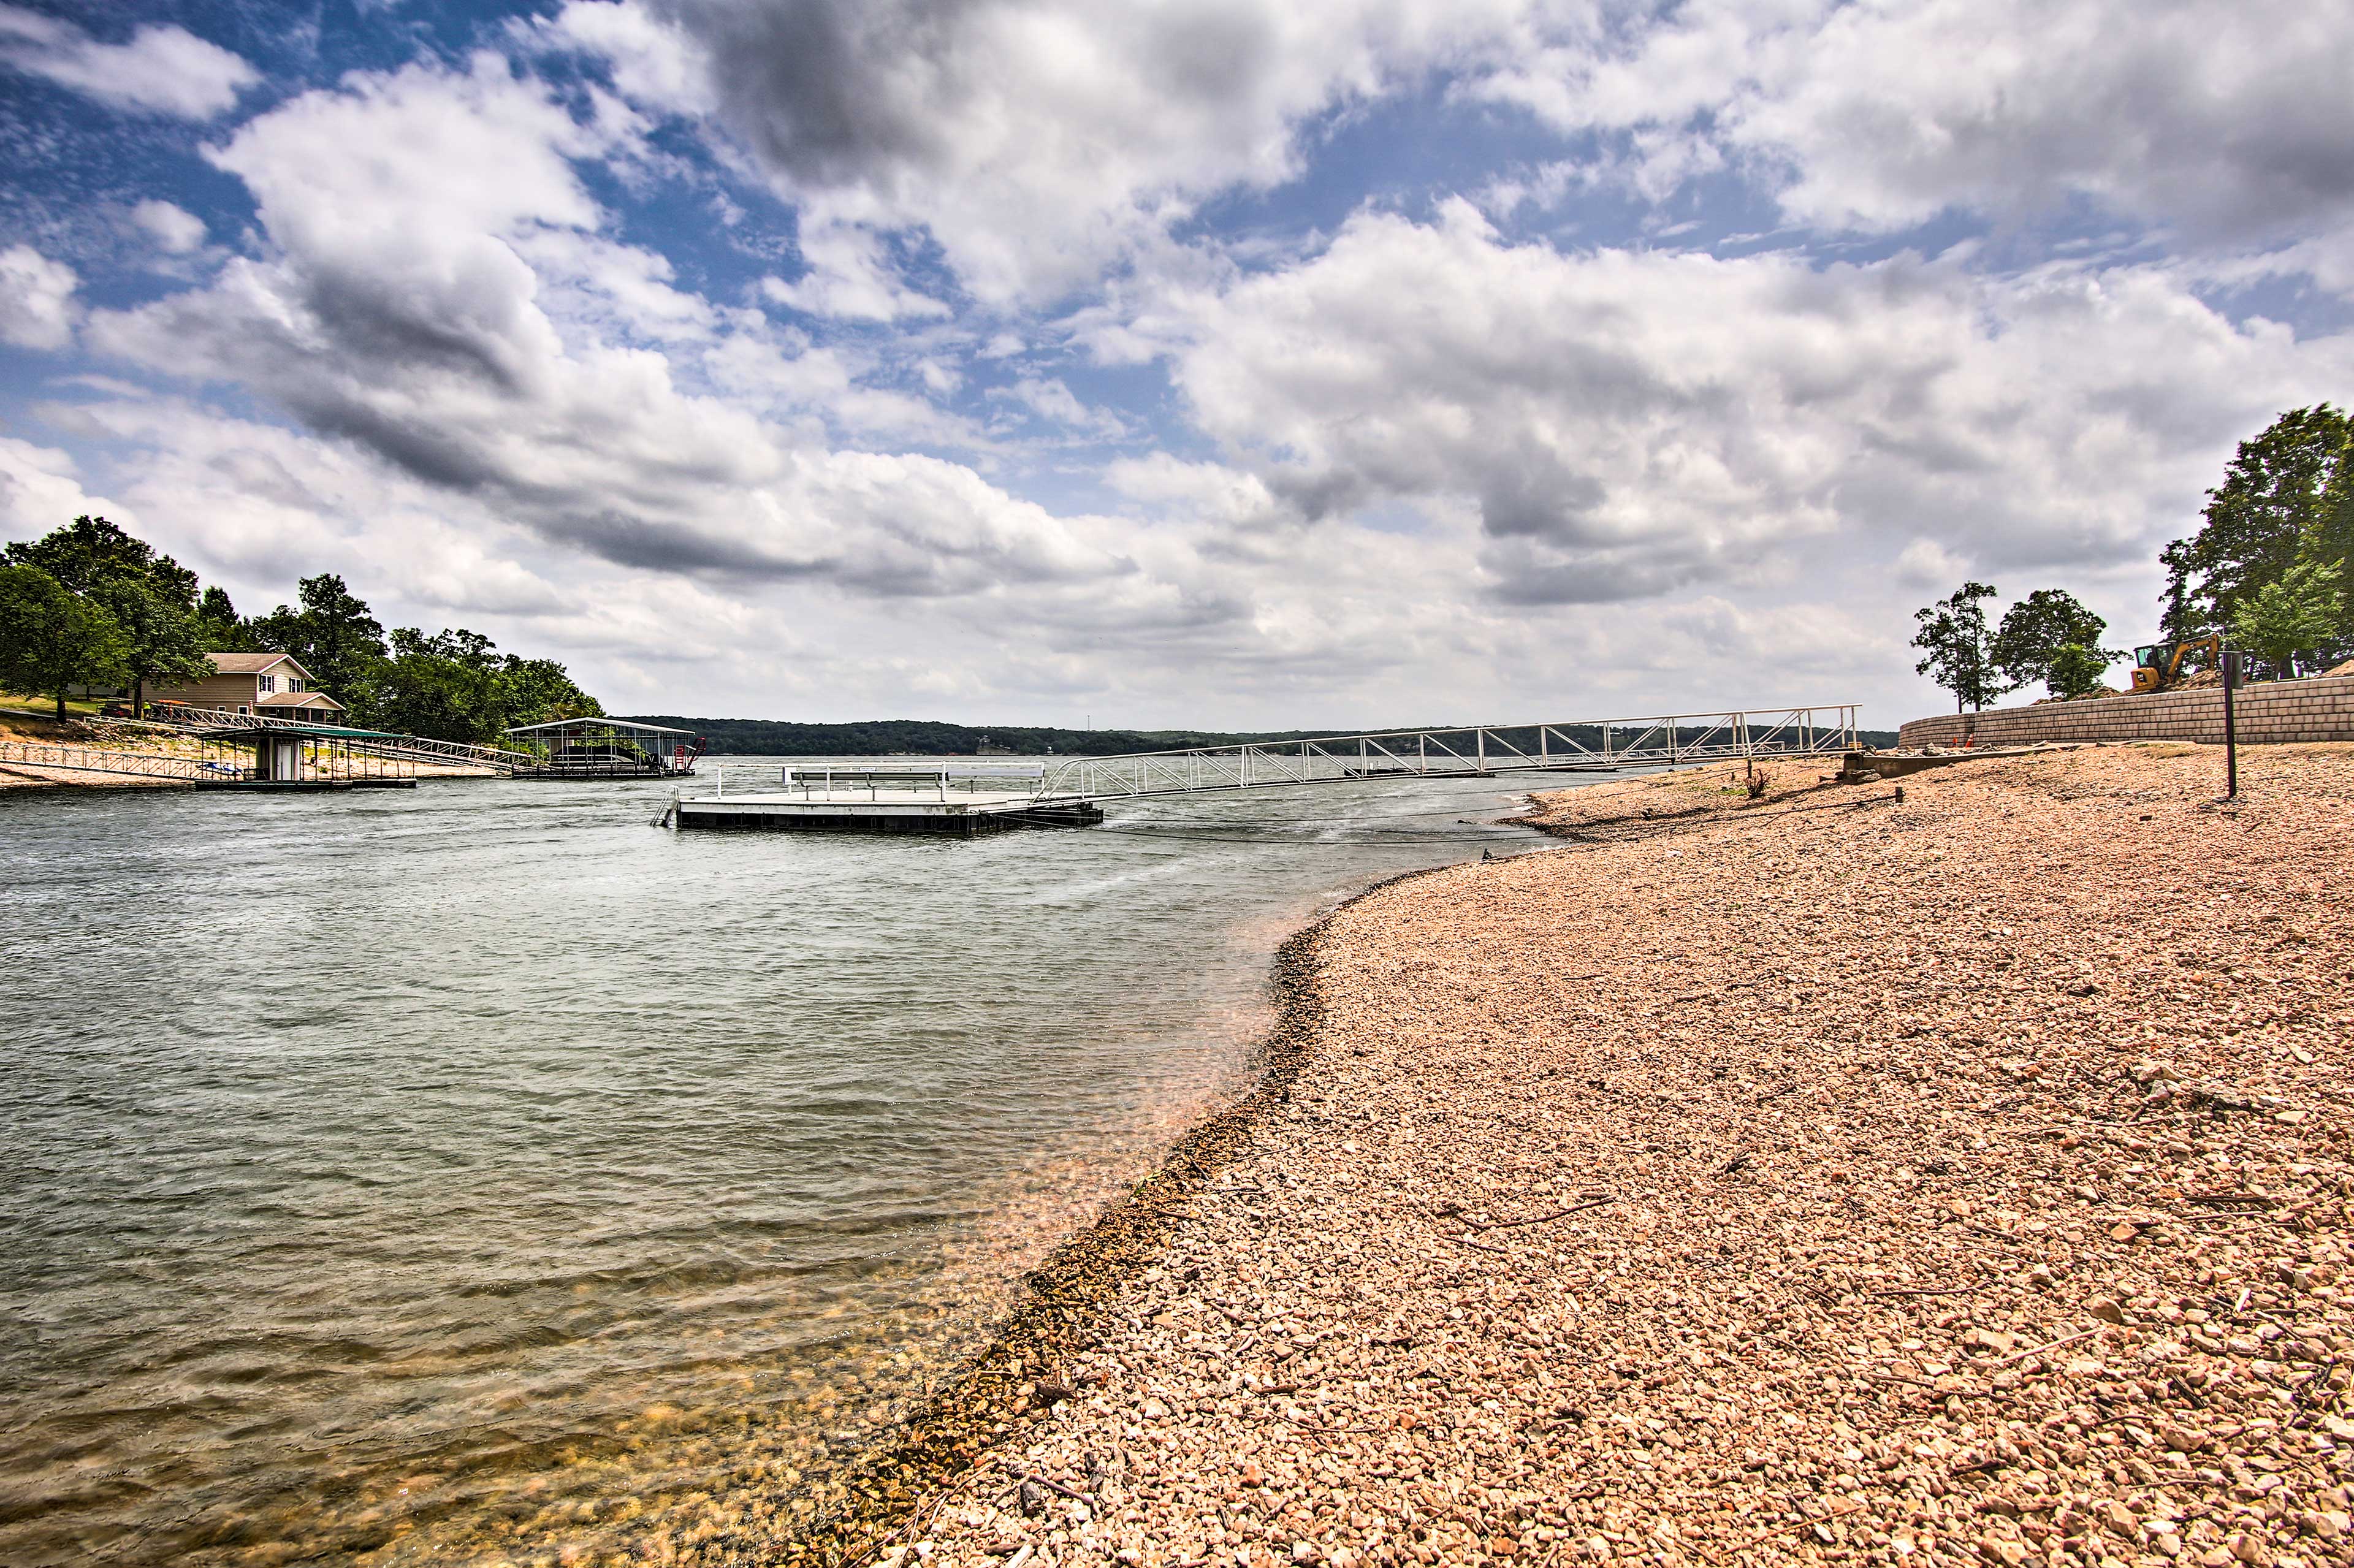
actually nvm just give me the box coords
[1896,673,2354,749]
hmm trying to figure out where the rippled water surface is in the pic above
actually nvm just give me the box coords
[0,759,1567,1563]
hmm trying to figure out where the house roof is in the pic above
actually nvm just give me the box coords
[256,689,346,709]
[207,652,305,676]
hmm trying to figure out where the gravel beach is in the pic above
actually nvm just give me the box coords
[866,741,2354,1568]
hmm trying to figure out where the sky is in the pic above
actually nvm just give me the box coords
[2,1,2352,731]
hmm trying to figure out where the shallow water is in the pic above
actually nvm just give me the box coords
[0,758,1572,1563]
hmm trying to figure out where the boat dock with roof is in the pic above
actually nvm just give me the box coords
[506,718,704,779]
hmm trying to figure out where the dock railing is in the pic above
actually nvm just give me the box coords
[1035,704,1859,801]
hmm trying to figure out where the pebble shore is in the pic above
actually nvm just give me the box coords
[845,742,2354,1568]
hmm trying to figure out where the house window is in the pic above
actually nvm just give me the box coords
[257,674,277,693]
[288,678,305,693]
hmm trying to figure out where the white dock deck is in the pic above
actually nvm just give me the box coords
[671,767,1103,834]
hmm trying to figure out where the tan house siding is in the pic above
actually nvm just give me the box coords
[1896,672,2354,748]
[150,654,341,717]
[151,671,280,709]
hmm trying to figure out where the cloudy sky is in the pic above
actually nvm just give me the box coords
[3,0,2351,729]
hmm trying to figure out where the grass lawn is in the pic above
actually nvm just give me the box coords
[0,691,111,718]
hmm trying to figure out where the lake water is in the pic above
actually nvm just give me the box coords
[0,758,1569,1564]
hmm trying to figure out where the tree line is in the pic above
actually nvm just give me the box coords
[0,516,600,742]
[1913,405,2354,712]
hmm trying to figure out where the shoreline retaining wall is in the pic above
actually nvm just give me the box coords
[1897,673,2354,749]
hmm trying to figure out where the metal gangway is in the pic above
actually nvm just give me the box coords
[135,706,532,773]
[0,739,239,784]
[1037,704,1858,801]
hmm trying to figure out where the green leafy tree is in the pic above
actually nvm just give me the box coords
[390,626,499,669]
[4,514,210,710]
[2162,405,2349,642]
[1990,588,2116,696]
[2157,539,2197,645]
[2309,429,2354,660]
[2045,644,2115,700]
[497,655,603,728]
[1912,581,2008,712]
[91,576,212,714]
[193,585,258,652]
[354,628,506,741]
[247,573,387,705]
[3,515,197,607]
[0,565,131,718]
[2231,560,2345,678]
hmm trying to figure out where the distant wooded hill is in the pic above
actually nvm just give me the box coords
[622,715,1899,757]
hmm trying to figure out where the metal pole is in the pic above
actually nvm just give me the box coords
[2222,649,2240,799]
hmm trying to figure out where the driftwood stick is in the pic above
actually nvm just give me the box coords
[1995,1325,2108,1365]
[1000,1463,1089,1501]
[1463,1195,1618,1233]
[1723,1501,1862,1556]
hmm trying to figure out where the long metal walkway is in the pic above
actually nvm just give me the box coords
[133,707,530,772]
[0,740,232,783]
[1036,703,1857,801]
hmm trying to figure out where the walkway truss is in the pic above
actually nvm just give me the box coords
[135,707,531,772]
[0,740,232,783]
[1037,704,1859,802]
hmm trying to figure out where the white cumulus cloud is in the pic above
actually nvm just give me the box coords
[0,245,78,349]
[0,6,257,118]
[1165,201,2354,604]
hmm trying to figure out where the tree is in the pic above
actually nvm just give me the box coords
[3,515,196,607]
[194,585,257,652]
[2309,428,2354,660]
[91,576,213,714]
[354,642,506,743]
[246,573,387,705]
[390,626,499,668]
[1912,581,2007,712]
[497,655,603,728]
[2045,644,2114,700]
[2162,406,2349,641]
[2157,539,2197,645]
[1991,588,2115,696]
[4,514,211,710]
[0,565,130,717]
[2231,560,2345,678]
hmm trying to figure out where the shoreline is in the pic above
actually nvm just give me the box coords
[770,862,1455,1566]
[791,741,2354,1568]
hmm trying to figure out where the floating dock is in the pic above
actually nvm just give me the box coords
[671,767,1103,835]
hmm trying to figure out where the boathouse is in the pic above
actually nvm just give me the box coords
[505,717,703,778]
[194,721,417,788]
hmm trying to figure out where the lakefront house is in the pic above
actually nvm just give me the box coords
[149,653,348,723]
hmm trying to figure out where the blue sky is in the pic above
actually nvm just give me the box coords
[3,0,2352,728]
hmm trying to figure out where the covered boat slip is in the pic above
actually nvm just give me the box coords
[505,718,704,779]
[194,723,420,789]
[671,766,1103,834]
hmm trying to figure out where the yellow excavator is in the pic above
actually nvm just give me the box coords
[2129,634,2222,694]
